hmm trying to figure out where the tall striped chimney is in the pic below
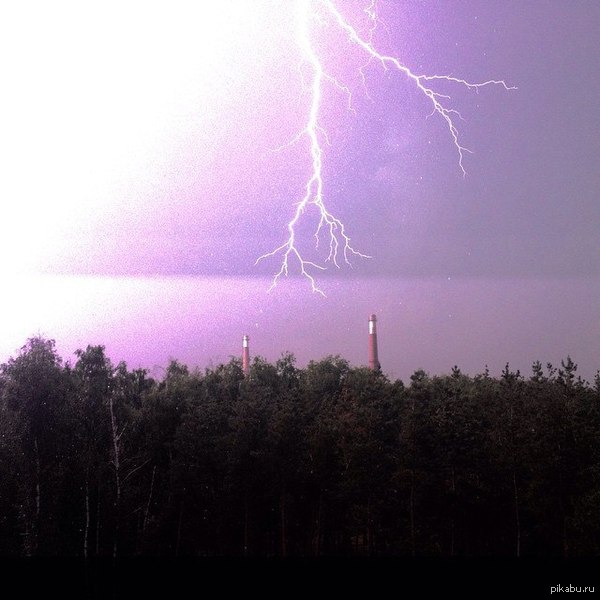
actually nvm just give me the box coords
[242,335,250,377]
[368,314,380,371]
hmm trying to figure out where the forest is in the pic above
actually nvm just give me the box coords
[0,336,599,558]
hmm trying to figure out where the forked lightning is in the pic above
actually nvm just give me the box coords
[256,0,515,295]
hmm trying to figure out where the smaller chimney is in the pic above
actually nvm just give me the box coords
[368,314,380,371]
[242,335,250,377]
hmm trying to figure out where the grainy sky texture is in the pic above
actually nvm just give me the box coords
[1,1,599,382]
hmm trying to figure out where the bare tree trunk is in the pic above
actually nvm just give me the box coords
[25,437,42,556]
[507,402,522,557]
[563,514,569,558]
[95,491,100,556]
[243,494,249,556]
[108,396,122,559]
[175,500,184,556]
[367,494,374,556]
[34,438,41,524]
[513,468,521,557]
[84,474,90,558]
[142,465,156,539]
[410,468,416,557]
[280,483,287,557]
[450,466,456,556]
[559,492,569,558]
[313,489,322,557]
[409,397,417,557]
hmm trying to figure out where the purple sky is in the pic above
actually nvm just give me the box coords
[1,1,599,382]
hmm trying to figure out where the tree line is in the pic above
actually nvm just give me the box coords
[0,336,599,557]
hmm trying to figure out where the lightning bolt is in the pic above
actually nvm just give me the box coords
[256,0,515,295]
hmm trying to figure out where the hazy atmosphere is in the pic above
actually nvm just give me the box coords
[2,2,600,582]
[1,0,599,381]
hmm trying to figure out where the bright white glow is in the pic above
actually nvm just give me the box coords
[0,0,513,290]
[0,1,271,276]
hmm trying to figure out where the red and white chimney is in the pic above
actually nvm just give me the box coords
[242,334,250,377]
[368,314,380,371]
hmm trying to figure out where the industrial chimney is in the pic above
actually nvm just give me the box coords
[368,314,380,371]
[242,335,250,377]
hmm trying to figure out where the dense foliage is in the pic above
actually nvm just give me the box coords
[1,336,599,557]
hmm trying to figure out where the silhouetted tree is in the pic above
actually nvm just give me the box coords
[1,338,599,557]
[1,337,68,554]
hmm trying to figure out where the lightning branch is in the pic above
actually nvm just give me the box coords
[256,0,515,295]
